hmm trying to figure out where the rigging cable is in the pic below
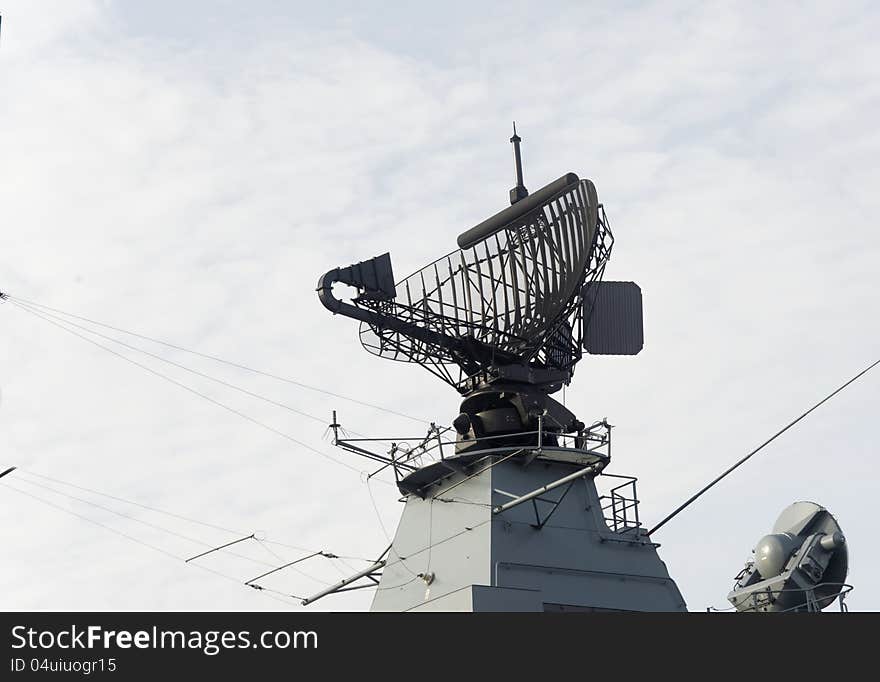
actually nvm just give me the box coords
[4,292,539,601]
[8,472,337,588]
[7,300,361,474]
[364,477,420,579]
[12,475,278,569]
[251,537,345,581]
[16,469,249,536]
[374,515,495,591]
[0,481,303,608]
[649,355,880,536]
[8,299,418,482]
[5,293,429,424]
[1,470,386,600]
[12,299,326,425]
[1,293,479,602]
[11,468,378,565]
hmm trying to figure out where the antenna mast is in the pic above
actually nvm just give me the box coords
[509,122,528,205]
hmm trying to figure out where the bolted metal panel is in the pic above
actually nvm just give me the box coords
[583,281,644,355]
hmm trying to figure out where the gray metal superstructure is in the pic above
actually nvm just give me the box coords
[371,454,685,612]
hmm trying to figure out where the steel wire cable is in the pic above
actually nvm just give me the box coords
[8,472,338,588]
[12,469,379,564]
[12,299,327,425]
[649,356,880,535]
[6,294,429,424]
[8,299,421,481]
[0,482,304,608]
[8,300,362,473]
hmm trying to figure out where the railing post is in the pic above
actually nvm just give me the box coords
[434,423,445,460]
[537,413,544,453]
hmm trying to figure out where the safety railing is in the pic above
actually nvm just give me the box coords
[597,474,641,534]
[330,413,613,484]
[724,582,854,613]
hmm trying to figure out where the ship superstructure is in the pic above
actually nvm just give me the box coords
[313,129,685,611]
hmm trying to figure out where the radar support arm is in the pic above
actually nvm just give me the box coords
[317,253,500,373]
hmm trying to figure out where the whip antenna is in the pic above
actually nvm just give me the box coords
[509,122,528,204]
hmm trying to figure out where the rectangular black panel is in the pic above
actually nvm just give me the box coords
[583,281,643,355]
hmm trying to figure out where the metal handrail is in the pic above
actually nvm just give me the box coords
[734,582,854,613]
[597,474,640,534]
[335,418,613,482]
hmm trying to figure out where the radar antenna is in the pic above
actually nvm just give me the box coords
[313,129,680,613]
[318,128,644,456]
[727,501,851,612]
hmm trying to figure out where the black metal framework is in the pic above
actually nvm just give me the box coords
[317,173,615,394]
[354,181,614,392]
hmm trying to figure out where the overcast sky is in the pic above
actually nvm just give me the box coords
[1,0,878,612]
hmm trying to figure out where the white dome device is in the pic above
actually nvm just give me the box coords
[727,501,850,613]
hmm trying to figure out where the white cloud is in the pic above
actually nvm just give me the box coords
[1,0,878,611]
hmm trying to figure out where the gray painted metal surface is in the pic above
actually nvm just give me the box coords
[371,456,686,612]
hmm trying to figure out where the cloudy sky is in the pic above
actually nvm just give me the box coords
[1,0,878,612]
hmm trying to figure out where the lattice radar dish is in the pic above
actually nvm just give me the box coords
[318,173,631,394]
[361,175,611,386]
